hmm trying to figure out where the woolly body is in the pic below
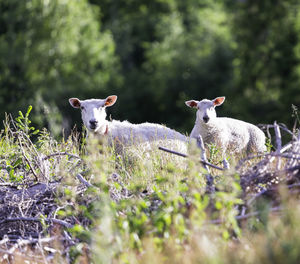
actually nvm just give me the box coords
[190,116,266,154]
[186,97,266,155]
[69,96,188,154]
[105,120,187,145]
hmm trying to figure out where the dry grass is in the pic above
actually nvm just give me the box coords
[0,112,299,263]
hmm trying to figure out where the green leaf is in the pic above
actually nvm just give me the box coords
[13,158,22,168]
[26,105,32,117]
[215,201,223,210]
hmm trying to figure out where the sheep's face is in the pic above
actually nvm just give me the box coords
[197,100,216,124]
[69,96,117,133]
[185,97,225,124]
[79,99,107,132]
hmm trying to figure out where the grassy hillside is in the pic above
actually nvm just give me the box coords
[0,107,299,263]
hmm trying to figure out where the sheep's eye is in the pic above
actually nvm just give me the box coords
[81,106,85,110]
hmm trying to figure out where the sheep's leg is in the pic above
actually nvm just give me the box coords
[223,158,230,169]
[219,145,230,169]
[197,135,215,193]
[196,135,210,173]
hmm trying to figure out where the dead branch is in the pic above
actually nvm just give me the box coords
[259,123,298,141]
[0,236,58,264]
[18,129,46,180]
[274,121,282,151]
[223,159,230,170]
[76,174,93,188]
[274,121,282,170]
[236,142,293,171]
[0,236,8,245]
[208,206,282,225]
[158,146,224,171]
[247,182,300,206]
[0,217,73,229]
[0,182,25,187]
[17,136,38,181]
[158,146,187,158]
[42,152,81,160]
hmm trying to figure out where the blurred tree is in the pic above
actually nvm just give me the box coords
[0,0,120,135]
[90,0,234,133]
[224,0,300,126]
[1,0,299,137]
[143,0,234,132]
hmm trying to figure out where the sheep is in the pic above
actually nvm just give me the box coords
[185,96,266,156]
[68,95,188,156]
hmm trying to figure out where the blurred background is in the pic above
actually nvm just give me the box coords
[0,0,299,137]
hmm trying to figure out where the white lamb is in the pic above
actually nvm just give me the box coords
[68,95,188,156]
[185,96,266,156]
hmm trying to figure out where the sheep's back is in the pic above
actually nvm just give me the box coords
[219,117,265,153]
[110,120,187,145]
[108,120,188,167]
[216,118,249,152]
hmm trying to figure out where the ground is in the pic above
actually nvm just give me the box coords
[0,113,299,263]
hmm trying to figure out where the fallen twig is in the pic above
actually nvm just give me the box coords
[0,182,26,186]
[17,127,46,180]
[0,237,9,245]
[17,136,38,181]
[76,174,93,188]
[259,123,298,141]
[208,206,282,225]
[158,146,187,158]
[236,142,293,170]
[274,121,282,170]
[43,152,81,160]
[0,217,73,229]
[158,146,224,171]
[247,182,300,206]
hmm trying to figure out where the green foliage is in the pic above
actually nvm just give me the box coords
[15,105,39,136]
[1,2,300,262]
[0,0,299,136]
[0,106,83,184]
[83,138,245,262]
[0,0,120,136]
[224,0,300,125]
[142,0,234,131]
[265,137,274,152]
[4,159,23,182]
[206,143,221,163]
[1,110,300,263]
[94,0,234,132]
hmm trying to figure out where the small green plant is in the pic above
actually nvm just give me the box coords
[15,105,39,137]
[265,137,273,152]
[4,159,24,182]
[207,143,221,164]
[1,106,300,264]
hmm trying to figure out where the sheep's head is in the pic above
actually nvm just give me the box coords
[69,95,117,133]
[185,97,225,124]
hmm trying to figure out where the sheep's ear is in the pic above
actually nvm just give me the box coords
[185,100,198,108]
[69,98,81,108]
[213,97,225,107]
[104,95,117,107]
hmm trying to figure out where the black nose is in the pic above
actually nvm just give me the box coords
[89,119,98,128]
[203,116,209,123]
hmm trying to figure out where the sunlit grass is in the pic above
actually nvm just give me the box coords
[0,109,299,263]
